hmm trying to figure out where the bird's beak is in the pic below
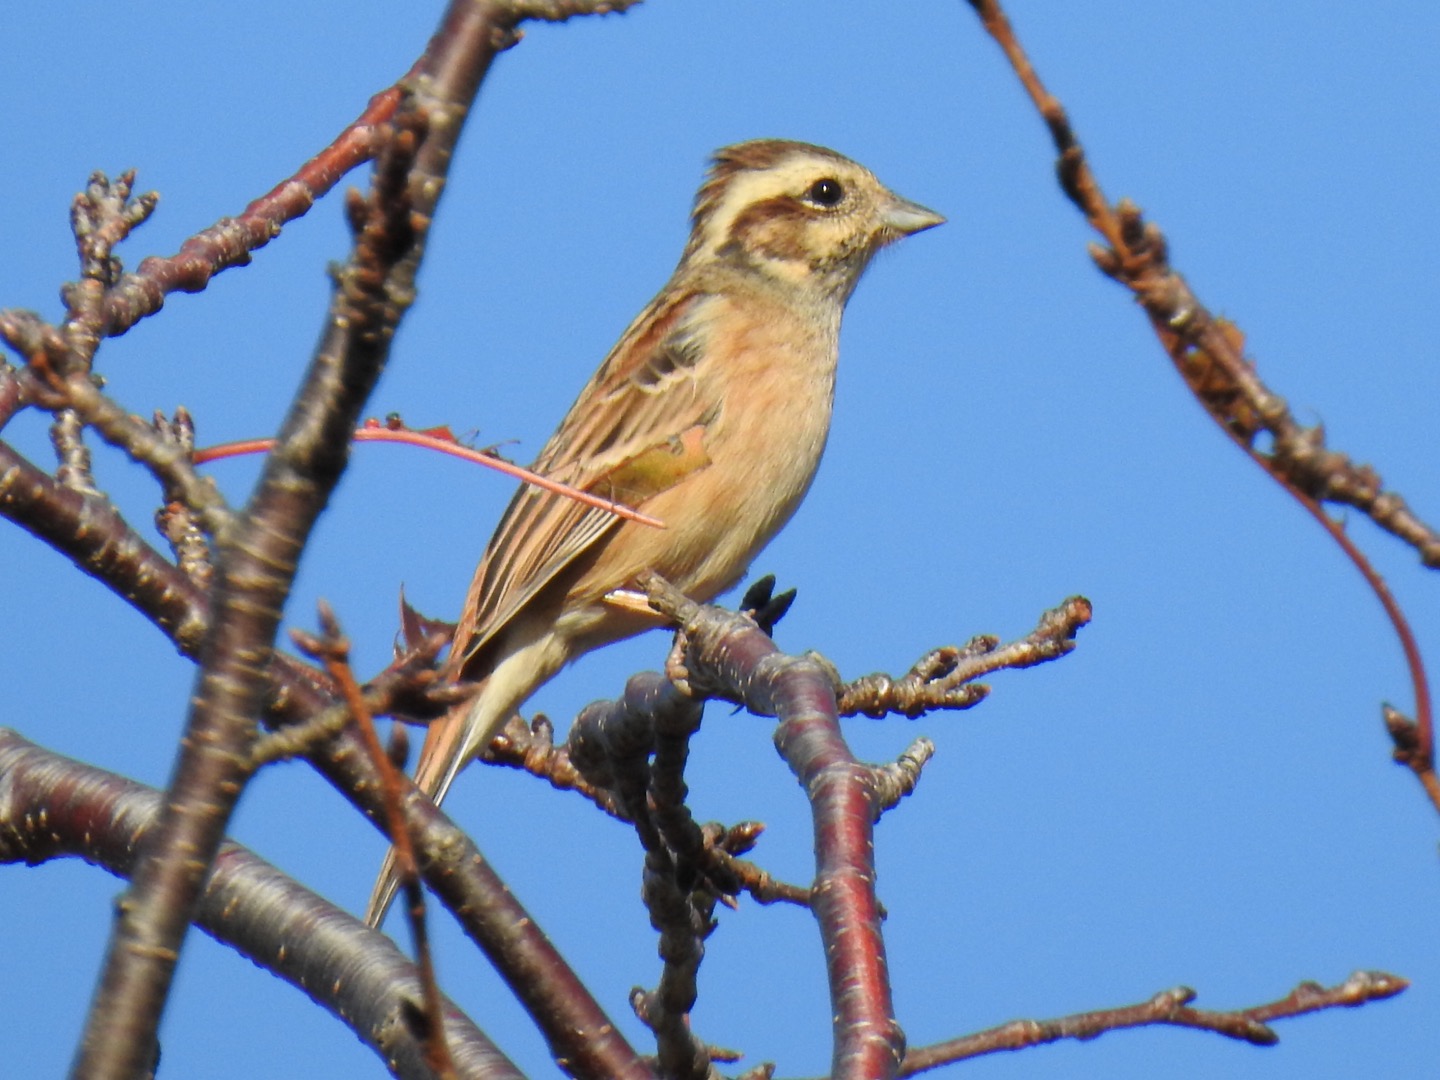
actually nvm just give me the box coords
[882,194,946,236]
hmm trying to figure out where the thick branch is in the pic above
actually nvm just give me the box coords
[0,442,210,654]
[5,345,645,1080]
[0,729,516,1080]
[310,725,658,1080]
[71,7,504,1075]
[643,573,904,1080]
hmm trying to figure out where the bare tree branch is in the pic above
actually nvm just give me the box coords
[0,441,210,654]
[72,5,507,1072]
[641,573,907,1080]
[0,729,517,1080]
[962,0,1438,815]
[897,973,1408,1074]
[839,597,1091,720]
[570,673,720,1079]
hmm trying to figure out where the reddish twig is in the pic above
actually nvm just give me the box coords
[964,0,1435,803]
[97,87,406,339]
[194,417,666,529]
[294,603,456,1080]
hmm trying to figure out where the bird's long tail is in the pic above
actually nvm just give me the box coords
[363,684,485,928]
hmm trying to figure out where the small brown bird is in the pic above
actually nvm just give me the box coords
[366,139,942,926]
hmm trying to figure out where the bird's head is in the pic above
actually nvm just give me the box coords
[686,139,944,301]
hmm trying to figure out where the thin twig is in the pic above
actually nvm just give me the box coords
[964,0,1435,803]
[485,714,628,817]
[195,419,666,529]
[898,971,1407,1074]
[294,604,455,1080]
[839,597,1091,720]
[869,738,935,816]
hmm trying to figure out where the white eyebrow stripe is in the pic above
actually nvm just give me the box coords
[697,157,840,258]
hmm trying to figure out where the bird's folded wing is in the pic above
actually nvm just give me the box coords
[452,289,719,672]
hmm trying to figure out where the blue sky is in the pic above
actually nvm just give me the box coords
[2,3,1438,1078]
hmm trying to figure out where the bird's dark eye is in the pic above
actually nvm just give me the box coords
[806,178,844,207]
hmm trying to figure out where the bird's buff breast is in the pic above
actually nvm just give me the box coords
[596,315,836,612]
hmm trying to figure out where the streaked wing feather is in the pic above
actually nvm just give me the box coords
[453,285,717,672]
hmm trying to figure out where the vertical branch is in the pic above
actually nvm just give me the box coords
[570,674,718,1079]
[70,6,511,1076]
[643,575,905,1080]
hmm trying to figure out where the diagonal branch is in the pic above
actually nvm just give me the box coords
[0,729,518,1080]
[963,0,1436,807]
[71,7,506,1074]
[97,86,403,339]
[4,331,649,1080]
[897,972,1407,1074]
[0,441,211,654]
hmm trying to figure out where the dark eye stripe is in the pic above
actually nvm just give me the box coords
[718,194,816,263]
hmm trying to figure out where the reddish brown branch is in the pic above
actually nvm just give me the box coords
[314,721,659,1080]
[71,8,503,1073]
[840,597,1091,720]
[5,347,645,1080]
[703,822,811,908]
[96,87,404,338]
[0,729,518,1080]
[194,418,666,528]
[898,971,1406,1074]
[0,442,211,654]
[293,604,456,1080]
[642,572,905,1080]
[964,0,1435,802]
